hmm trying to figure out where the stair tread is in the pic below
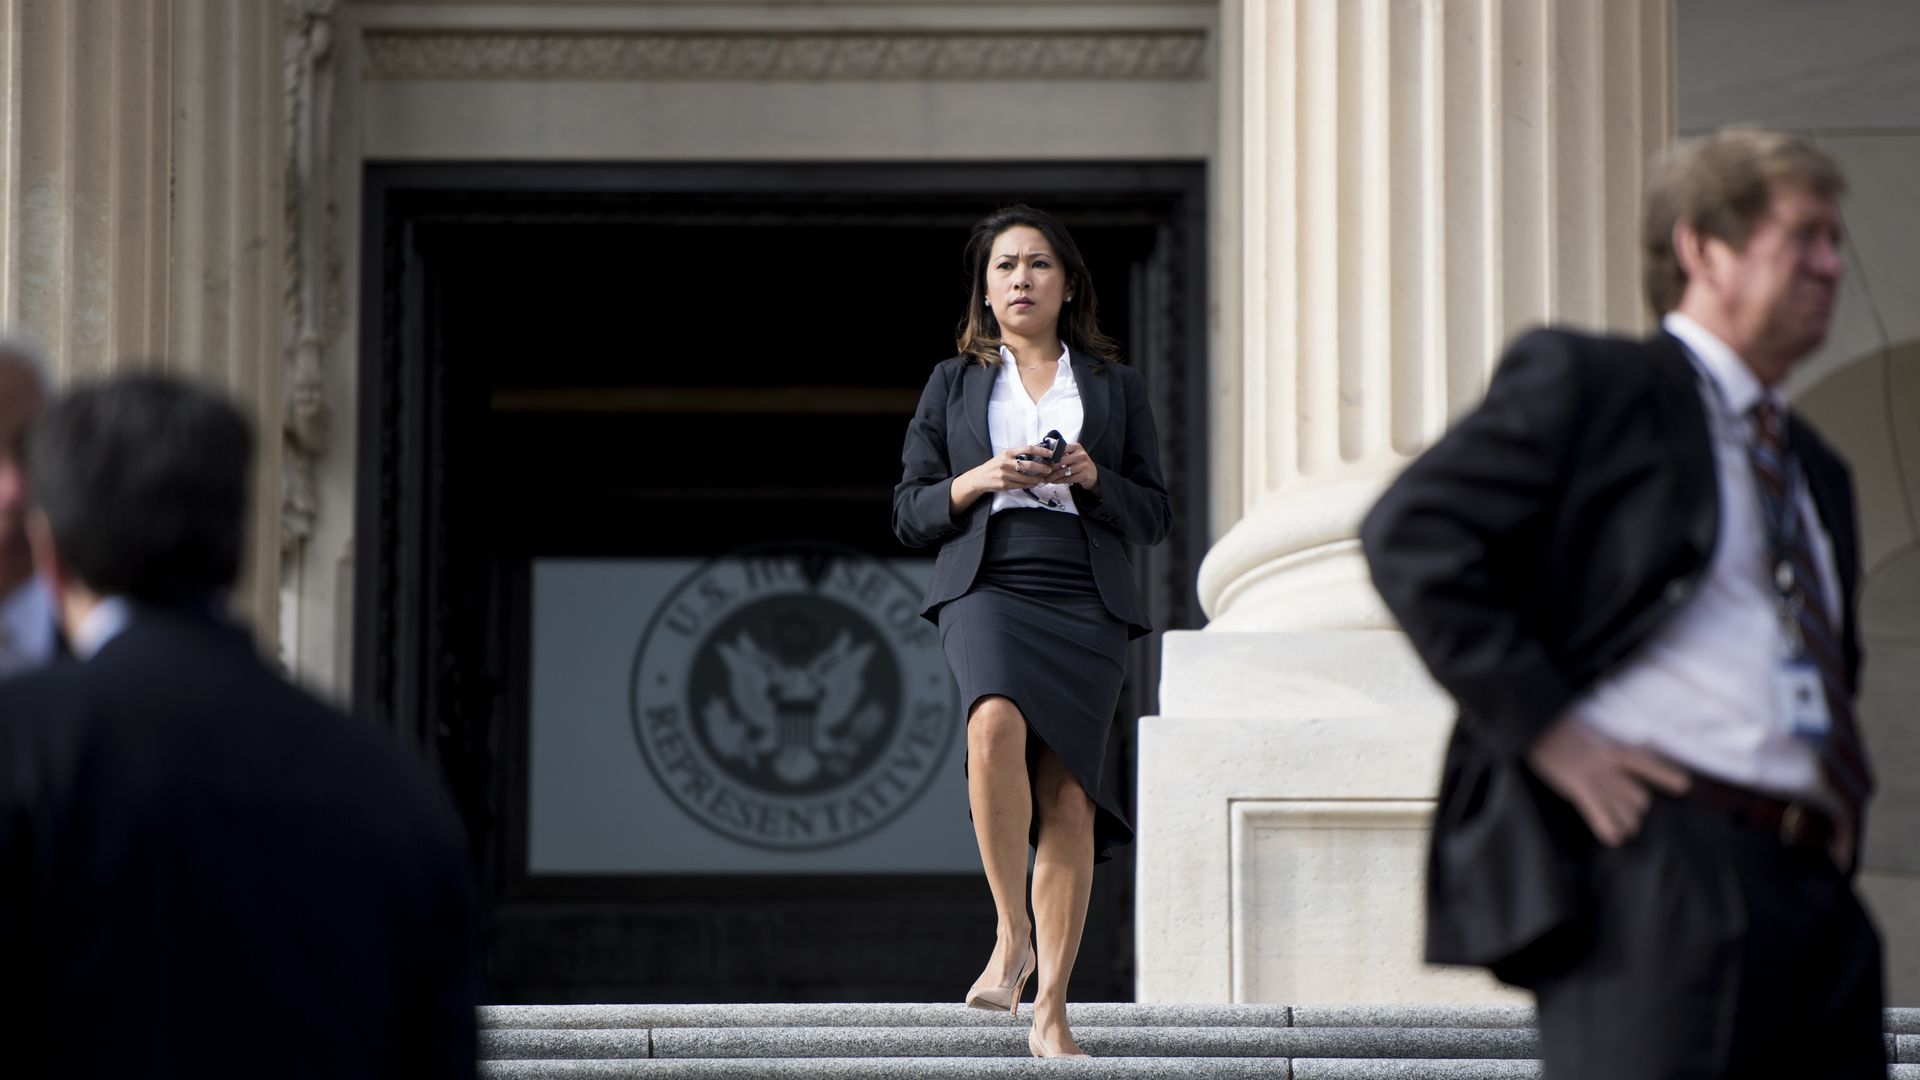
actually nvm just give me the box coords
[483,1025,1539,1061]
[482,1057,1328,1079]
[481,1003,1920,1033]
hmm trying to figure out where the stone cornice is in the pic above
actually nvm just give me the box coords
[362,29,1208,81]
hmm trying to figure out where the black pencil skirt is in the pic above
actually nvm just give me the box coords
[937,508,1134,864]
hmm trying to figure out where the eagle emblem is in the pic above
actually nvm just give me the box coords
[701,629,888,786]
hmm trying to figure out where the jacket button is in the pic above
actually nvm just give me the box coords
[1090,538,1101,548]
[1663,579,1690,605]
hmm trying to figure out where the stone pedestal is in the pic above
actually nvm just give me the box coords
[1137,630,1510,1002]
[0,0,284,637]
[1142,0,1674,1002]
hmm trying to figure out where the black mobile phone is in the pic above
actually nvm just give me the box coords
[1016,429,1067,464]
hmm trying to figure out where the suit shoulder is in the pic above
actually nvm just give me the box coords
[914,355,971,395]
[1100,359,1148,396]
[243,669,470,848]
[1495,325,1671,393]
[930,354,971,378]
[1504,325,1651,364]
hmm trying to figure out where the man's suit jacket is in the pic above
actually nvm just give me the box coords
[0,607,479,1078]
[892,347,1173,637]
[1361,328,1862,986]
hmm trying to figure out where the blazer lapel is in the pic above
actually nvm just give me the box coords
[1796,418,1861,606]
[1793,420,1864,686]
[1647,331,1719,561]
[1070,346,1110,449]
[961,357,995,458]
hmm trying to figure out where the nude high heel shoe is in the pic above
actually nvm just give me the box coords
[964,941,1035,1014]
[1028,1026,1090,1059]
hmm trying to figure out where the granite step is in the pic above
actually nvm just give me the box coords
[481,1002,1305,1030]
[473,1003,1920,1077]
[482,1024,1540,1060]
[481,1062,1920,1080]
[483,1059,1298,1079]
[482,1002,1919,1033]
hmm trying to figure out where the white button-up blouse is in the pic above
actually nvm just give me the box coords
[987,343,1084,517]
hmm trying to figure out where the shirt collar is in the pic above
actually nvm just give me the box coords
[1663,312,1781,417]
[997,342,1072,369]
[73,595,134,661]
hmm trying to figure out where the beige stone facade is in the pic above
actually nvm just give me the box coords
[1,0,1914,1005]
[1147,0,1671,1004]
[0,0,285,631]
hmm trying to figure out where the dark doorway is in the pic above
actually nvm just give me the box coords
[357,163,1206,1004]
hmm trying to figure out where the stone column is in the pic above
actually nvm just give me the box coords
[1139,0,1674,1003]
[0,0,285,639]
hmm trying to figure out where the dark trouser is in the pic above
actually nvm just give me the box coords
[1534,794,1884,1080]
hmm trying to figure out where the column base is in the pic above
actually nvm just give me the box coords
[1197,477,1399,632]
[1136,627,1522,1004]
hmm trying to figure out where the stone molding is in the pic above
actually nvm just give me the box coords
[283,0,340,572]
[362,29,1208,81]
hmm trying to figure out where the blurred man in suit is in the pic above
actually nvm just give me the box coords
[0,374,479,1078]
[0,336,56,677]
[1364,128,1881,1078]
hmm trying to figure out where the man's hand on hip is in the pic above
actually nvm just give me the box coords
[1526,716,1692,847]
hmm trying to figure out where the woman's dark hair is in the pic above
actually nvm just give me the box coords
[956,204,1123,369]
[29,373,253,606]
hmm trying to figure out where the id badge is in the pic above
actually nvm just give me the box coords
[1771,658,1831,739]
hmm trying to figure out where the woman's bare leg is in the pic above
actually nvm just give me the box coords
[966,696,1034,994]
[1029,746,1096,1054]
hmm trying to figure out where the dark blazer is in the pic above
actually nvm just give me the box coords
[1361,327,1862,986]
[892,347,1172,637]
[0,607,479,1078]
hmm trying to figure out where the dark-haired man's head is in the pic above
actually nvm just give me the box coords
[27,374,252,630]
[0,337,51,594]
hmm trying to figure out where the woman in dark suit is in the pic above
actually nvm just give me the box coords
[892,205,1171,1058]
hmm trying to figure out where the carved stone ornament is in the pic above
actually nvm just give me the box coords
[362,30,1208,81]
[282,0,338,567]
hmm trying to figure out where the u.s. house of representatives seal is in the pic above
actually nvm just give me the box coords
[630,545,959,851]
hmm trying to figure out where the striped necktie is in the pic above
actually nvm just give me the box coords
[1749,399,1872,829]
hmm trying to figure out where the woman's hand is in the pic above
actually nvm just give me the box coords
[1042,443,1099,496]
[950,445,1053,515]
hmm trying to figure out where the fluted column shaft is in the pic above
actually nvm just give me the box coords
[1203,0,1673,630]
[0,0,284,638]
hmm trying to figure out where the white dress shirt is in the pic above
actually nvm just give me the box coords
[0,577,55,677]
[987,344,1083,517]
[1570,313,1843,807]
[73,595,134,660]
